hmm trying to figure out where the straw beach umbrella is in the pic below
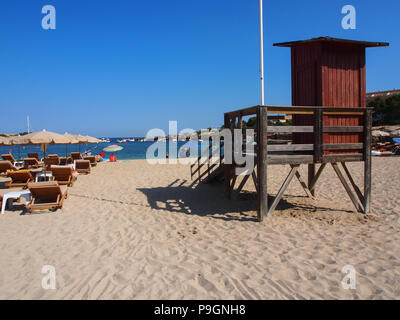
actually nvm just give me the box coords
[10,130,71,176]
[85,136,101,144]
[372,130,390,137]
[74,134,89,153]
[63,133,79,157]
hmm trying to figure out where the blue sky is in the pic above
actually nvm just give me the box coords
[0,0,398,137]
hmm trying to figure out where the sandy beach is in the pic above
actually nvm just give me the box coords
[0,157,399,299]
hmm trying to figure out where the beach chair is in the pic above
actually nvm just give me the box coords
[44,157,60,170]
[5,170,34,188]
[51,166,74,186]
[24,157,42,169]
[59,157,72,165]
[28,153,40,162]
[26,181,68,213]
[71,152,82,161]
[0,160,17,176]
[75,160,91,174]
[83,155,97,167]
[2,154,16,164]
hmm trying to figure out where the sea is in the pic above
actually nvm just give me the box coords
[0,138,202,161]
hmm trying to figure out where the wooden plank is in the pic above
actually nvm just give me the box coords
[341,162,365,206]
[236,174,250,194]
[228,175,237,199]
[268,165,299,216]
[323,143,363,150]
[225,106,258,119]
[293,167,315,199]
[331,163,363,213]
[308,164,315,197]
[267,144,314,152]
[323,126,364,133]
[257,106,268,221]
[267,154,314,165]
[252,170,258,192]
[265,105,370,113]
[309,163,326,192]
[267,126,313,133]
[363,109,372,213]
[322,154,363,163]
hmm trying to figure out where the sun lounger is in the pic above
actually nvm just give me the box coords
[59,157,72,165]
[28,153,41,161]
[0,188,30,215]
[83,156,97,167]
[75,160,91,174]
[24,157,42,169]
[2,154,16,164]
[26,181,68,213]
[6,170,34,188]
[51,166,74,186]
[44,157,60,170]
[71,152,82,161]
[0,160,17,176]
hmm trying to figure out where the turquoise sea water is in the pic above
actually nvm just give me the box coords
[0,139,200,161]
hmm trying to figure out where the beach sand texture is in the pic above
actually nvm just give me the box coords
[0,158,399,299]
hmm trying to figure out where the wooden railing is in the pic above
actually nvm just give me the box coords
[224,105,372,165]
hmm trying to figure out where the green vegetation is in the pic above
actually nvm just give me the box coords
[368,94,400,126]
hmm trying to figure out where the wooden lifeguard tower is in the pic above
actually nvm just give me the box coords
[190,37,389,222]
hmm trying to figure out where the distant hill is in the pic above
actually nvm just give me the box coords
[368,94,400,126]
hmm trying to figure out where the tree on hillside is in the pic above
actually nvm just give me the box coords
[368,94,400,125]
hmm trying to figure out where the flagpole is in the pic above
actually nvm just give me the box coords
[259,0,264,105]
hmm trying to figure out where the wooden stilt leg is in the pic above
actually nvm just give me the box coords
[331,163,363,213]
[308,164,315,197]
[228,175,237,199]
[267,165,299,216]
[341,162,365,206]
[294,165,315,199]
[309,163,326,192]
[257,106,268,221]
[236,174,250,194]
[363,109,372,213]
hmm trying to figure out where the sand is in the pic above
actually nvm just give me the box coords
[0,157,399,299]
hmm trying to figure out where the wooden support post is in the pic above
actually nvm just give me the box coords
[293,166,315,199]
[331,163,363,213]
[223,114,230,197]
[268,165,299,216]
[341,162,365,206]
[257,106,268,221]
[228,175,237,199]
[308,164,315,197]
[363,109,372,213]
[309,163,326,192]
[314,108,323,163]
[236,174,250,194]
[252,170,258,193]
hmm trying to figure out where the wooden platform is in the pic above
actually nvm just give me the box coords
[190,105,372,222]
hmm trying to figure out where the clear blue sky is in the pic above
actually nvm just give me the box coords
[0,0,398,137]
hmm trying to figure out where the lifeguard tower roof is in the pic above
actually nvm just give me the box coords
[273,36,389,48]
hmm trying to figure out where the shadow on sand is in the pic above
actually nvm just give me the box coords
[138,179,297,222]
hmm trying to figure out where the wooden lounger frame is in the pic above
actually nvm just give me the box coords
[26,183,68,213]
